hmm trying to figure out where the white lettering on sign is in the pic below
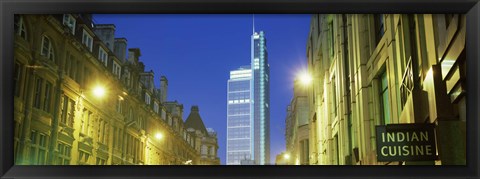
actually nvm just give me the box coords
[381,131,429,142]
[380,145,434,157]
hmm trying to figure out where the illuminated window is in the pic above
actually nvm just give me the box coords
[82,29,93,52]
[98,47,108,67]
[112,61,121,79]
[62,14,76,35]
[41,36,55,61]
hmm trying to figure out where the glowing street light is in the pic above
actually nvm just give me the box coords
[93,85,106,98]
[298,72,313,85]
[155,133,164,140]
[284,153,291,160]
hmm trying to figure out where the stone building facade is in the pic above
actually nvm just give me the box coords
[306,14,466,165]
[13,14,219,165]
[285,80,310,165]
[184,106,220,165]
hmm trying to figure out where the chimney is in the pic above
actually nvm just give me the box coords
[114,38,127,62]
[160,76,168,103]
[93,24,116,51]
[191,106,199,112]
[177,104,184,120]
[128,48,141,64]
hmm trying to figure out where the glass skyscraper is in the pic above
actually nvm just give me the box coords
[227,31,270,165]
[227,66,252,165]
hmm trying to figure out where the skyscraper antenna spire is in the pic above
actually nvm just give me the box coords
[252,14,255,34]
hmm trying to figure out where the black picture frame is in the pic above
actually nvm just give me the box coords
[1,0,479,178]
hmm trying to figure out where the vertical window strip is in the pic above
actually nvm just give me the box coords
[380,71,391,124]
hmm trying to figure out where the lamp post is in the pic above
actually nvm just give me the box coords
[155,132,164,140]
[298,72,313,86]
[283,153,291,165]
[93,85,106,98]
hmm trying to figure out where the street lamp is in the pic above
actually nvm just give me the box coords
[284,153,290,160]
[155,133,164,140]
[93,85,106,98]
[298,72,313,85]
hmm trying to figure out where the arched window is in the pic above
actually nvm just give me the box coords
[41,36,55,62]
[14,16,27,40]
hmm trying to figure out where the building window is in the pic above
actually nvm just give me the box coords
[145,93,151,105]
[33,77,43,109]
[328,21,334,58]
[60,95,75,127]
[112,127,118,150]
[97,119,109,144]
[56,142,71,165]
[41,36,55,62]
[374,14,385,44]
[114,128,123,150]
[65,53,78,82]
[129,108,134,122]
[29,130,47,165]
[82,67,91,88]
[161,109,166,120]
[331,76,337,117]
[78,150,90,164]
[81,109,92,136]
[112,61,121,79]
[138,116,144,130]
[96,157,106,165]
[153,102,159,114]
[14,62,23,97]
[14,15,27,40]
[380,71,391,125]
[62,14,76,35]
[116,96,123,114]
[202,145,208,155]
[65,52,72,79]
[98,47,108,67]
[82,29,93,52]
[43,81,52,113]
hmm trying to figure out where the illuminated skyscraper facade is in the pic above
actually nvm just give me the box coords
[226,31,270,165]
[226,67,253,165]
[251,31,270,165]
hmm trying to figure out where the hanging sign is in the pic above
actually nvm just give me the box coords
[375,123,436,161]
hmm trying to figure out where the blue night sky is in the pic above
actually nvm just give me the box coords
[93,14,311,164]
